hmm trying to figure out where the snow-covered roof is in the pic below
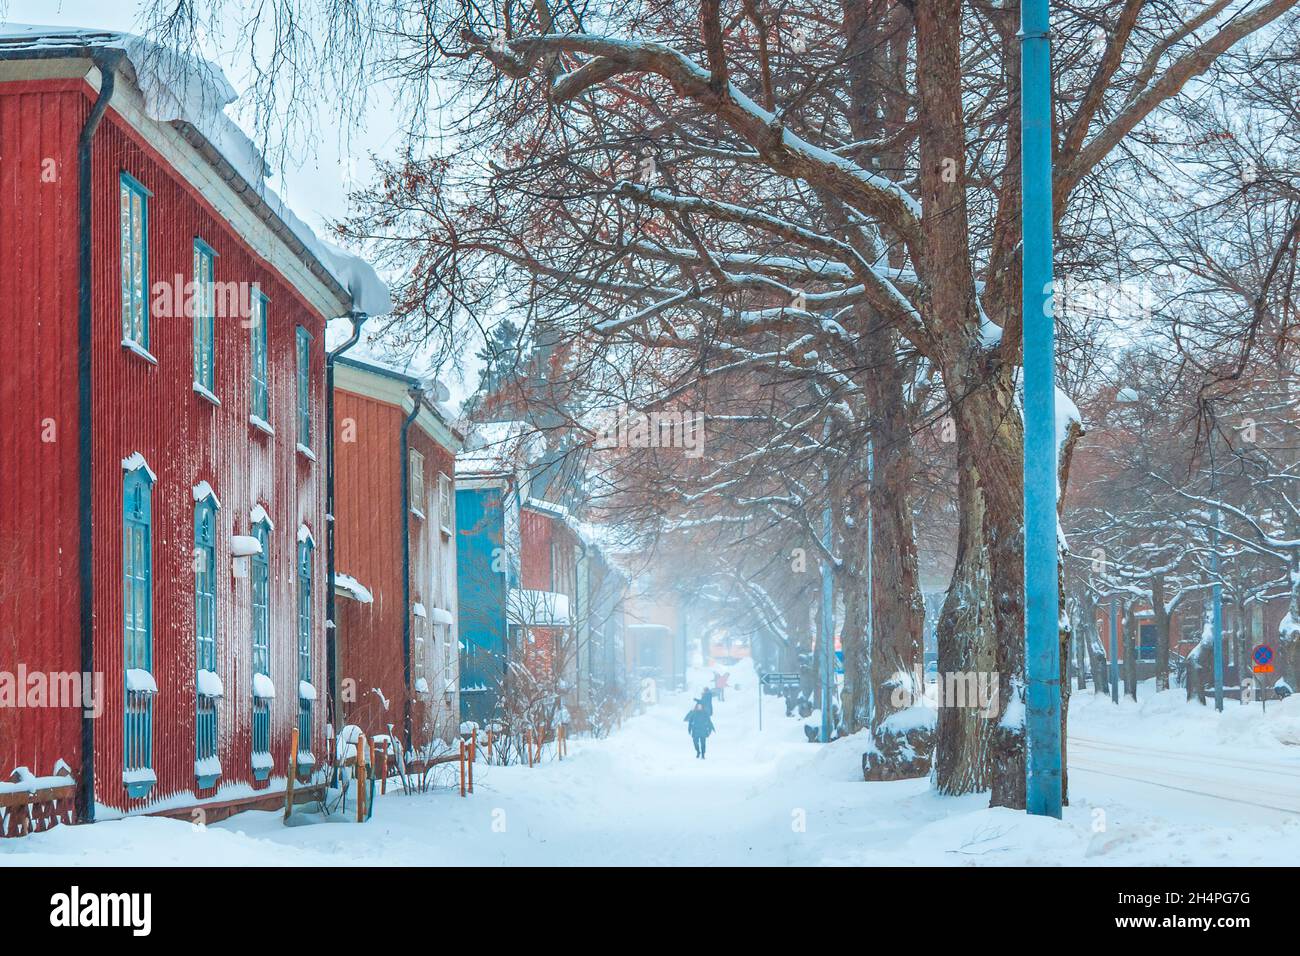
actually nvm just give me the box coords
[326,317,427,380]
[507,589,571,627]
[0,23,391,316]
[524,497,570,520]
[333,572,374,603]
[457,420,546,477]
[327,317,461,440]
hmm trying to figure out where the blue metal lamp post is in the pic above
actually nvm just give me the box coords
[1109,594,1120,704]
[1021,0,1063,817]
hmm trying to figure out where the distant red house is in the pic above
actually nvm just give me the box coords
[331,348,462,752]
[0,29,386,826]
[1092,593,1289,678]
[515,499,579,682]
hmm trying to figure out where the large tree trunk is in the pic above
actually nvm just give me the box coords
[1152,575,1171,692]
[915,0,1039,807]
[1072,603,1087,691]
[934,447,996,794]
[1280,556,1300,694]
[840,0,927,771]
[837,510,871,733]
[954,377,1027,809]
[862,327,931,780]
[1124,601,1139,700]
[1086,599,1110,696]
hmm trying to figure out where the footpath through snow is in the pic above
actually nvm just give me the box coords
[3,661,1299,865]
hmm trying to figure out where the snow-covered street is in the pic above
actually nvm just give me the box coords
[4,661,1297,867]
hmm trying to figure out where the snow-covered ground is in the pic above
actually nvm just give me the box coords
[3,662,1298,866]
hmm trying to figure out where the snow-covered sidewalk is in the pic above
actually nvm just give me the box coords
[3,664,1298,866]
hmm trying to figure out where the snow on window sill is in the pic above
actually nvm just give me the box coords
[125,668,158,695]
[121,339,158,365]
[196,668,225,699]
[249,414,275,436]
[251,752,274,781]
[193,381,221,406]
[296,443,317,462]
[122,768,156,800]
[410,507,426,521]
[440,525,453,539]
[194,757,222,788]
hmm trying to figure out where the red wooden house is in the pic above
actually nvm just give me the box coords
[330,339,463,755]
[514,498,579,683]
[0,27,388,826]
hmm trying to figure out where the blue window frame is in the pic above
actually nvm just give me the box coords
[252,521,271,677]
[251,519,272,773]
[297,537,314,760]
[123,465,155,798]
[296,327,312,449]
[119,173,150,347]
[193,239,217,393]
[194,496,219,786]
[250,290,269,422]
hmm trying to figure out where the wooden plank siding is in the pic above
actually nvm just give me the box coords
[0,73,335,818]
[333,375,460,752]
[518,506,579,684]
[0,81,87,784]
[89,97,329,813]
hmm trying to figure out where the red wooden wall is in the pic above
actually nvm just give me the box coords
[89,93,329,812]
[333,390,407,742]
[518,508,580,681]
[334,387,458,749]
[0,74,331,813]
[0,80,86,783]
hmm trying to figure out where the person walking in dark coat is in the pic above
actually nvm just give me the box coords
[685,703,715,758]
[697,687,714,717]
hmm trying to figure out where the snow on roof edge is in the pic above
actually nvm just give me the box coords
[0,23,391,316]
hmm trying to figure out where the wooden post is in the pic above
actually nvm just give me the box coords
[284,727,299,822]
[458,739,466,797]
[356,732,368,823]
[487,727,494,760]
[468,737,475,794]
[378,747,388,796]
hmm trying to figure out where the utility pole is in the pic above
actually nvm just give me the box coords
[1211,507,1225,712]
[1109,594,1120,705]
[1021,0,1062,818]
[866,435,875,723]
[819,491,835,743]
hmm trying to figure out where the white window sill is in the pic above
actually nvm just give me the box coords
[296,443,317,462]
[410,507,426,521]
[193,381,221,406]
[249,414,275,436]
[121,339,158,365]
[440,525,453,538]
